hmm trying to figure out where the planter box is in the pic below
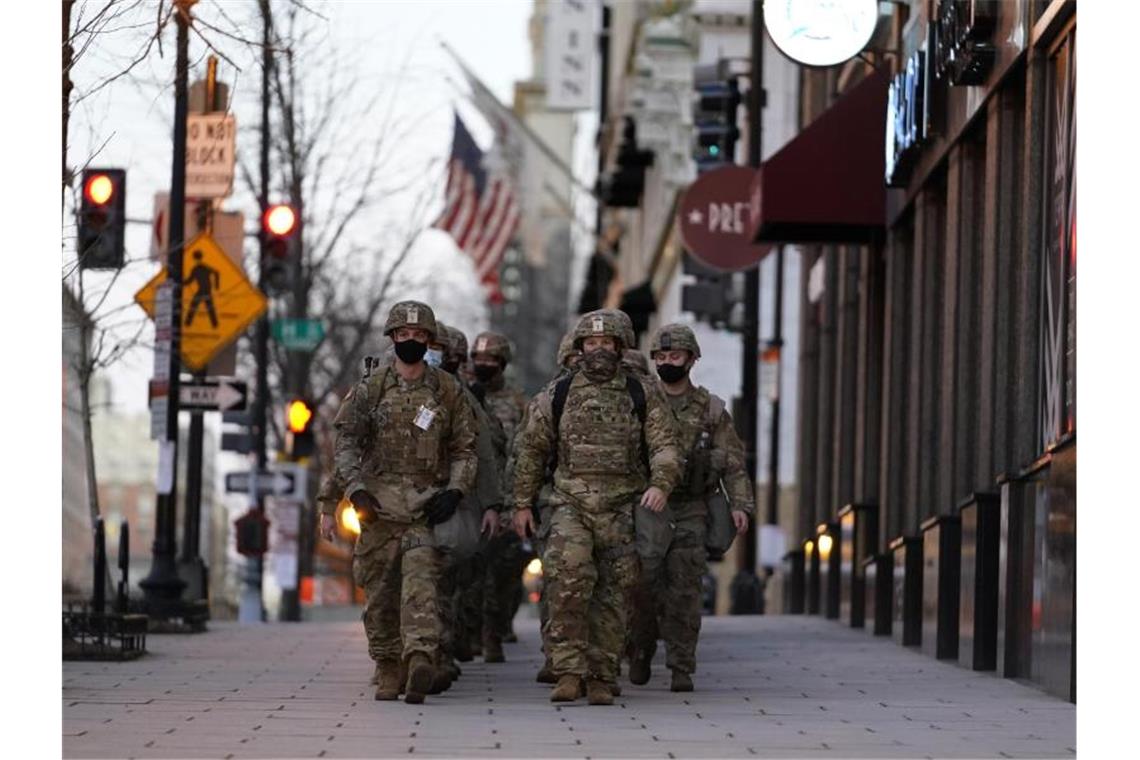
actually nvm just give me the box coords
[921,514,961,660]
[818,522,840,620]
[839,503,879,628]
[958,492,1001,671]
[783,549,805,614]
[862,552,892,636]
[889,535,922,647]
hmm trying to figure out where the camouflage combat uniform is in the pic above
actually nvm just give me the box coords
[629,324,755,688]
[433,323,505,679]
[471,331,529,659]
[512,311,682,701]
[332,301,477,703]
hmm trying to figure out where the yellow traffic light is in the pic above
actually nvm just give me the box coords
[287,399,313,433]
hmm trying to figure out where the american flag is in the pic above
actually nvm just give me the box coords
[434,113,519,304]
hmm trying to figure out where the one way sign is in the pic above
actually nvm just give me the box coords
[225,463,307,501]
[180,378,247,412]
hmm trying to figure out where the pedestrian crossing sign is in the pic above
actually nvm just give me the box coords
[134,232,267,370]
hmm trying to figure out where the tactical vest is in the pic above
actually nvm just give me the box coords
[362,365,454,482]
[672,387,726,500]
[552,372,648,478]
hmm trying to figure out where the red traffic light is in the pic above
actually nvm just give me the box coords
[84,173,115,206]
[263,204,297,237]
[286,398,313,434]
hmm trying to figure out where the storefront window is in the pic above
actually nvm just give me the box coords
[1038,22,1075,450]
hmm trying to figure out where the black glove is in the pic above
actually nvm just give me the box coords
[350,490,380,525]
[425,489,463,526]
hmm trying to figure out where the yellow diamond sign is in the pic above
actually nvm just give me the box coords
[135,232,267,371]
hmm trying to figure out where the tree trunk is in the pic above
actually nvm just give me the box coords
[77,273,101,529]
[63,0,75,202]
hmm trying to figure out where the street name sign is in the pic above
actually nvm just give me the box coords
[185,113,237,199]
[179,378,248,412]
[134,232,267,371]
[271,318,326,352]
[224,463,308,501]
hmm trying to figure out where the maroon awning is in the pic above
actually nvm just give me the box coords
[748,68,888,244]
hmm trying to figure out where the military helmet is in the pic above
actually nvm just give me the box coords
[556,330,579,367]
[433,321,452,349]
[471,331,512,364]
[622,349,649,375]
[650,323,701,359]
[606,309,637,351]
[443,324,468,363]
[573,309,625,350]
[383,300,438,340]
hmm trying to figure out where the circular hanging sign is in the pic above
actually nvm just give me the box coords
[764,0,879,68]
[677,165,770,272]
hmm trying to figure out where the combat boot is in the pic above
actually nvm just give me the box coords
[483,635,505,663]
[629,652,652,685]
[535,659,557,684]
[444,660,462,681]
[586,679,615,706]
[610,682,622,697]
[373,661,401,701]
[670,670,694,692]
[404,654,435,705]
[454,635,473,663]
[550,674,583,702]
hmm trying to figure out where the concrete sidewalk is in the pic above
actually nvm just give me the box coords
[63,614,1075,759]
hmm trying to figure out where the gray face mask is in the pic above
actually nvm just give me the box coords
[424,348,444,368]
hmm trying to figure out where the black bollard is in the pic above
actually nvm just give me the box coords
[117,521,130,614]
[93,517,107,617]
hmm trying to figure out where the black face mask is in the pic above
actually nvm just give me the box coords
[394,339,428,364]
[442,359,461,375]
[473,363,500,383]
[656,363,689,384]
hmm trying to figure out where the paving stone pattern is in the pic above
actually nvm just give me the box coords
[63,614,1075,759]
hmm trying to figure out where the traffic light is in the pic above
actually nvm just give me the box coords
[692,64,742,172]
[234,509,269,556]
[284,397,315,460]
[597,116,654,207]
[77,168,126,269]
[680,252,746,332]
[261,203,298,294]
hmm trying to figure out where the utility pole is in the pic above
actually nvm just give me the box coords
[240,0,273,624]
[766,244,785,528]
[179,55,221,610]
[728,0,766,615]
[140,0,194,618]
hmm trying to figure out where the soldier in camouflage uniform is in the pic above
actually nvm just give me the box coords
[432,323,505,686]
[327,301,477,705]
[512,310,682,705]
[519,330,581,685]
[470,331,528,661]
[628,323,755,692]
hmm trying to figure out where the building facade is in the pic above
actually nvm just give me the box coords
[789,0,1076,702]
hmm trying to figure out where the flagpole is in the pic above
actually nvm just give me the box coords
[440,41,600,202]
